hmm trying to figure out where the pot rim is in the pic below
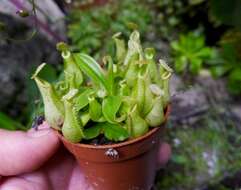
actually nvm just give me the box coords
[59,105,171,150]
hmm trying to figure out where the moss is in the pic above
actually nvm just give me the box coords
[155,112,241,189]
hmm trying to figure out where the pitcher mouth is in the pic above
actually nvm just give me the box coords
[58,105,170,150]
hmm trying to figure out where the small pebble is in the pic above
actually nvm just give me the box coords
[31,115,45,131]
[36,115,45,125]
[90,139,99,145]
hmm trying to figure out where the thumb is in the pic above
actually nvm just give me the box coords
[0,122,60,176]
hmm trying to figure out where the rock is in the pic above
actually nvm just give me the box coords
[230,105,241,124]
[0,0,66,42]
[196,73,230,103]
[169,74,208,124]
[0,13,61,118]
[168,73,241,126]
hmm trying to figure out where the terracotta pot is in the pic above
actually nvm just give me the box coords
[59,106,170,190]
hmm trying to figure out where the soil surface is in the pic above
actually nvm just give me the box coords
[82,135,115,146]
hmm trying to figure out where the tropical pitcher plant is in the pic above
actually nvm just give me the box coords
[32,30,173,143]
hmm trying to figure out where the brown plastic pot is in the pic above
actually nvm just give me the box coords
[59,106,170,190]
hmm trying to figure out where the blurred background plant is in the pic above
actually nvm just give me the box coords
[207,30,241,95]
[0,0,241,189]
[147,0,207,41]
[171,31,214,75]
[210,0,241,29]
[67,0,152,59]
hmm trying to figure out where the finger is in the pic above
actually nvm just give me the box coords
[41,148,92,190]
[42,148,78,190]
[68,164,94,190]
[0,176,48,190]
[0,122,60,176]
[157,142,171,169]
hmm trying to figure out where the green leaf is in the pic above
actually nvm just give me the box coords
[210,0,241,29]
[210,65,231,78]
[63,53,83,88]
[88,97,102,121]
[74,88,94,111]
[36,64,58,82]
[175,56,188,73]
[171,41,181,52]
[102,96,122,123]
[228,69,241,94]
[103,56,114,95]
[172,154,188,164]
[171,31,214,75]
[83,122,129,142]
[190,58,202,74]
[83,124,103,140]
[80,111,90,126]
[192,35,205,51]
[0,112,26,131]
[222,43,238,62]
[73,53,110,92]
[206,49,224,66]
[103,123,129,141]
[189,0,205,5]
[229,69,241,81]
[0,21,6,31]
[195,47,213,59]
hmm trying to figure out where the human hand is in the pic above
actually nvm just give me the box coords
[0,123,171,190]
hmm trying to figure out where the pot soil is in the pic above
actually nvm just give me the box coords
[59,106,170,190]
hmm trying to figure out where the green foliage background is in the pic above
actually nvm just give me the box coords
[68,0,152,59]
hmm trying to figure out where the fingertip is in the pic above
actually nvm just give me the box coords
[157,142,172,169]
[0,177,48,190]
[0,128,60,176]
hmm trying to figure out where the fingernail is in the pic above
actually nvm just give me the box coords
[27,125,51,138]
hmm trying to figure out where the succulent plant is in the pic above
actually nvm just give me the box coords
[33,30,172,143]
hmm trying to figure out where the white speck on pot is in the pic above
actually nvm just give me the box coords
[152,140,156,144]
[105,148,119,158]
